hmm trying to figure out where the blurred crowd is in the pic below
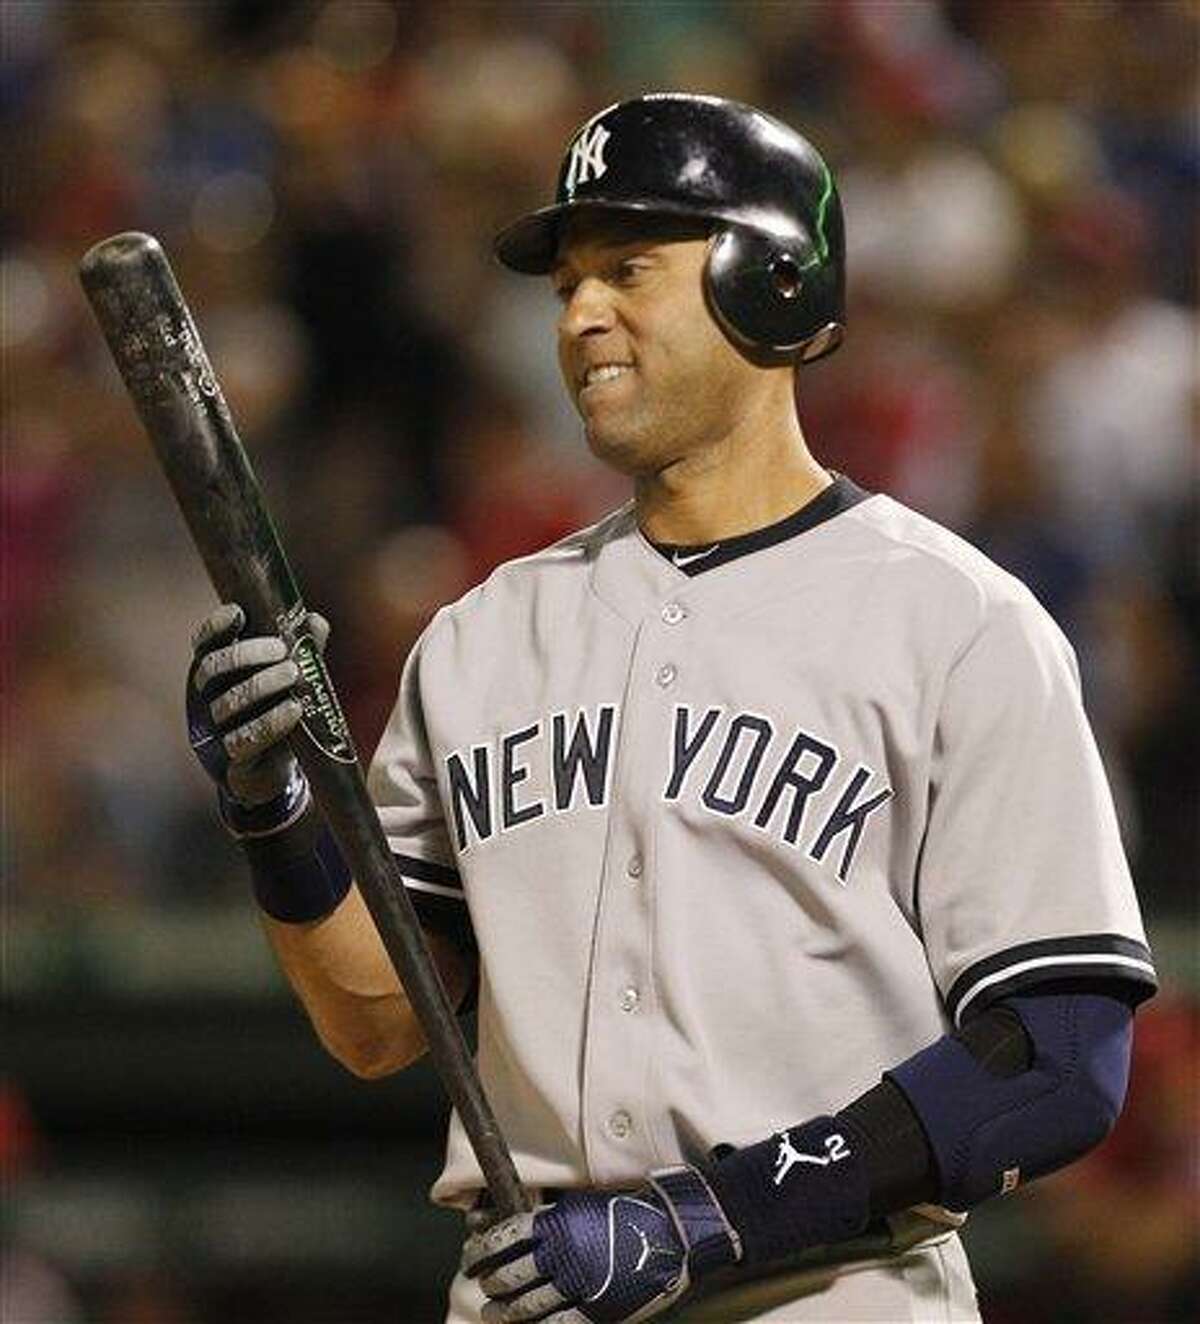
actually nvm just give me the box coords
[4,0,1197,911]
[3,2,1197,1321]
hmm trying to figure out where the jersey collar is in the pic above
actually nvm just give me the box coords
[645,473,870,577]
[589,474,875,626]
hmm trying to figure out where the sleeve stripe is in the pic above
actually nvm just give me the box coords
[402,876,467,902]
[946,933,1156,1025]
[954,953,1157,1024]
[389,847,462,889]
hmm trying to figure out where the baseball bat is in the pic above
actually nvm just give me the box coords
[79,231,530,1219]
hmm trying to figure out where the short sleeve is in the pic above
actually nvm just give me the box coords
[917,591,1156,1026]
[368,626,475,956]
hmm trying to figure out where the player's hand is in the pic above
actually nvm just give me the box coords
[462,1168,740,1323]
[186,602,328,815]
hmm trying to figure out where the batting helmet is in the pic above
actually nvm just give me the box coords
[494,93,845,363]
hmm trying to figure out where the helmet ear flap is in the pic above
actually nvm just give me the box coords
[705,228,844,362]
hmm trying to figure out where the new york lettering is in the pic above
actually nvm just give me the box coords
[444,703,892,883]
[666,706,893,882]
[446,707,617,850]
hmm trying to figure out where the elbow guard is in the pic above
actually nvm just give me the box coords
[888,991,1132,1211]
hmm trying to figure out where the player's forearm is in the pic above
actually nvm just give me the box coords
[262,882,469,1078]
[182,609,465,1076]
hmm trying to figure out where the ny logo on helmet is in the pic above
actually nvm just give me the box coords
[564,123,611,195]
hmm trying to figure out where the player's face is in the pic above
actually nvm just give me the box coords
[552,213,764,475]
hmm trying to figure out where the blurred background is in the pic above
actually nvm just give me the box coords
[3,1,1196,1321]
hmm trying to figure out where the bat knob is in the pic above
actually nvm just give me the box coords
[79,231,166,288]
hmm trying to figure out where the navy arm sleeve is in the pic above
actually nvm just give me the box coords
[886,988,1133,1211]
[707,989,1135,1266]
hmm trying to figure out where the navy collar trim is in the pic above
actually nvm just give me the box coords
[647,472,871,576]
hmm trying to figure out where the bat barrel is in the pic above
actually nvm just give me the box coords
[80,232,300,629]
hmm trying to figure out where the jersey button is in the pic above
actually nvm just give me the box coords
[608,1110,632,1139]
[619,986,640,1013]
[626,855,643,879]
[655,663,677,687]
[661,602,686,625]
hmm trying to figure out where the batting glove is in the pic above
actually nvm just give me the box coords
[186,602,328,834]
[461,1168,741,1323]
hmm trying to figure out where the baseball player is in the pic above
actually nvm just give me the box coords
[186,95,1157,1322]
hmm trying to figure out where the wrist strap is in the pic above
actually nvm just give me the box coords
[650,1166,742,1274]
[218,765,311,839]
[239,799,352,924]
[705,1116,870,1267]
[835,1078,938,1215]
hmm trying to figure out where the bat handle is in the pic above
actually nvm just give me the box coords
[288,736,533,1221]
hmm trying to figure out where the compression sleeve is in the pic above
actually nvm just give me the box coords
[837,998,1037,1214]
[888,989,1133,1210]
[706,990,1134,1265]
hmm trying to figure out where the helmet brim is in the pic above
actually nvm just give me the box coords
[493,203,568,274]
[493,199,728,275]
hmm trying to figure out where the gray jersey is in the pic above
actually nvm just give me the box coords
[368,485,1155,1215]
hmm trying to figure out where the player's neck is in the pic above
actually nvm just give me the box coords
[635,413,830,546]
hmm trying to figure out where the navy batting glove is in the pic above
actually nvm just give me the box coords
[462,1169,741,1323]
[187,602,351,923]
[186,602,327,835]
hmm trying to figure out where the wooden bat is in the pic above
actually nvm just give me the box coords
[79,231,529,1219]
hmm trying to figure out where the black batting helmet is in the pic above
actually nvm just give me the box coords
[494,92,845,363]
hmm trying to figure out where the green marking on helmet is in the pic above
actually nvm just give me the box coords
[797,160,834,272]
[812,159,833,263]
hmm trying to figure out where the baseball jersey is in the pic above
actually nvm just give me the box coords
[367,476,1156,1213]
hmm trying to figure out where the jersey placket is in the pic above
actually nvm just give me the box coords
[578,593,692,1182]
